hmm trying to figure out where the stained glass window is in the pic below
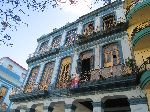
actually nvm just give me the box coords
[38,41,49,53]
[24,66,40,92]
[65,29,77,47]
[103,14,115,30]
[103,43,120,67]
[57,57,71,88]
[83,21,94,36]
[39,62,55,90]
[0,86,7,100]
[51,35,61,49]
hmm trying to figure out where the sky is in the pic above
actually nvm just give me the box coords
[0,0,115,69]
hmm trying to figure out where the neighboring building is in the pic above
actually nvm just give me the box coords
[0,57,27,111]
[124,0,150,110]
[10,0,149,112]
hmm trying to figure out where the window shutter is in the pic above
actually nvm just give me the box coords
[90,55,95,70]
[77,59,82,74]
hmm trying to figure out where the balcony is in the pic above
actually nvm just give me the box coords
[48,64,137,97]
[10,64,137,102]
[26,48,59,64]
[76,21,127,46]
[139,57,150,88]
[126,0,150,25]
[131,20,150,47]
[9,83,49,102]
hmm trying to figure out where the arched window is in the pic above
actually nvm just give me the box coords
[57,57,71,88]
[102,14,115,30]
[24,66,40,93]
[103,43,120,67]
[38,41,49,54]
[39,62,55,90]
[0,86,7,101]
[83,21,94,36]
[51,35,61,49]
[64,28,77,47]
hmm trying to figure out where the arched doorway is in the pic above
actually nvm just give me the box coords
[73,98,93,112]
[102,96,131,112]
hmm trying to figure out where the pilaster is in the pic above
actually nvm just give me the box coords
[70,51,78,75]
[50,57,61,87]
[77,22,83,34]
[35,62,45,84]
[60,31,67,46]
[95,16,100,32]
[95,45,100,69]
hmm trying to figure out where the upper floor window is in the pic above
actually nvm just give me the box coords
[103,43,120,67]
[7,64,13,71]
[83,21,94,36]
[38,41,49,53]
[57,57,71,89]
[24,66,40,92]
[0,86,7,100]
[51,35,61,49]
[64,28,77,47]
[39,62,55,90]
[102,14,115,30]
[77,50,94,83]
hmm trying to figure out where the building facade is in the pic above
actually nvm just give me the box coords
[10,0,149,112]
[0,57,27,111]
[124,0,150,110]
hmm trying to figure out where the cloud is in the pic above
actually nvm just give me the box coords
[59,0,93,15]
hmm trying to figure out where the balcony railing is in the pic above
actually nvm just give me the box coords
[76,21,127,45]
[10,63,137,101]
[26,48,60,64]
[126,0,143,14]
[131,20,150,38]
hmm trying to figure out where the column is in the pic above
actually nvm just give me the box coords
[95,45,100,69]
[92,102,102,112]
[35,62,45,84]
[65,104,76,112]
[60,31,67,46]
[129,98,149,112]
[70,52,78,75]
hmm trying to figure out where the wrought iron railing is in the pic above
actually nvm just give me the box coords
[76,21,126,45]
[139,57,150,72]
[126,0,143,14]
[10,62,138,101]
[131,20,150,39]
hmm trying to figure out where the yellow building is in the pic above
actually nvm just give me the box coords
[124,0,150,110]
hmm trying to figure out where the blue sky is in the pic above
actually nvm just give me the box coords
[0,0,114,69]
